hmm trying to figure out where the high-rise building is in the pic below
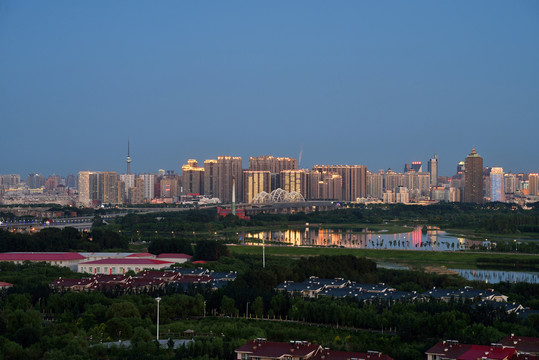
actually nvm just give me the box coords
[280,170,308,198]
[77,171,92,206]
[103,172,121,204]
[384,170,404,192]
[428,153,438,187]
[243,171,271,203]
[217,156,243,203]
[27,173,46,189]
[504,173,517,195]
[160,176,179,199]
[490,167,504,202]
[139,174,155,201]
[529,173,539,196]
[464,148,484,204]
[404,161,422,173]
[120,174,136,198]
[249,155,297,173]
[312,165,367,201]
[181,159,205,195]
[204,159,218,197]
[366,171,383,199]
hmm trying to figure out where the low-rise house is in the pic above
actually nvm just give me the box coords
[50,278,97,291]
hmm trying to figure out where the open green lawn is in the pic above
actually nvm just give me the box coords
[228,245,533,271]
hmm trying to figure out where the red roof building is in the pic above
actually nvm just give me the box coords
[0,252,86,271]
[235,339,394,360]
[78,258,174,275]
[156,253,192,264]
[426,341,518,360]
[499,336,539,356]
[0,281,13,289]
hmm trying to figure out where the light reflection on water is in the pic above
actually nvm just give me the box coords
[240,226,479,251]
[450,268,539,284]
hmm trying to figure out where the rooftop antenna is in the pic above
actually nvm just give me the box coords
[126,138,132,174]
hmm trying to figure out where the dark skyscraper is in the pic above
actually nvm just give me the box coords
[428,153,438,187]
[464,148,483,204]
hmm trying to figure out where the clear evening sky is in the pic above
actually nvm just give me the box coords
[1,1,538,177]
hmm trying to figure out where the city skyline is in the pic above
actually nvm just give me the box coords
[1,2,538,176]
[2,146,538,179]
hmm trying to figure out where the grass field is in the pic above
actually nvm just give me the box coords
[228,245,532,271]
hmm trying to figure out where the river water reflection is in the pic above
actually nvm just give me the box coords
[240,226,483,251]
[450,269,539,284]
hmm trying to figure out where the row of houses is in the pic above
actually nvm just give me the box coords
[233,335,539,360]
[235,338,394,360]
[0,252,192,273]
[426,336,539,360]
[50,268,237,292]
[275,277,539,319]
[276,277,507,302]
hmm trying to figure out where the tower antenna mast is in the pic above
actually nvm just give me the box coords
[126,139,132,174]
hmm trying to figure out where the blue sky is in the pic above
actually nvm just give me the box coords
[1,1,538,177]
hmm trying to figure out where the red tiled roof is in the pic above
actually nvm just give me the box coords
[500,336,539,355]
[0,281,13,287]
[236,340,321,358]
[426,341,473,359]
[156,253,192,259]
[126,253,155,258]
[80,259,173,265]
[0,252,86,261]
[457,346,515,360]
[192,260,207,264]
[313,349,394,360]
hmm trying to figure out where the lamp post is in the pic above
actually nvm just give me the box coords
[246,302,250,319]
[156,297,161,340]
[203,300,207,318]
[514,239,517,253]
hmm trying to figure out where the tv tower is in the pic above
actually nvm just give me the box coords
[126,139,132,174]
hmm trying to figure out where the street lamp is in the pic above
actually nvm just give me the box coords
[246,302,250,319]
[156,297,162,340]
[514,239,517,253]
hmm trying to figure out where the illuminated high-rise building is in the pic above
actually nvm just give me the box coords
[312,164,367,201]
[249,155,297,173]
[280,170,308,198]
[489,167,504,202]
[77,171,92,206]
[428,153,438,186]
[243,171,271,203]
[181,159,205,195]
[529,173,539,196]
[217,156,243,203]
[464,148,484,204]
